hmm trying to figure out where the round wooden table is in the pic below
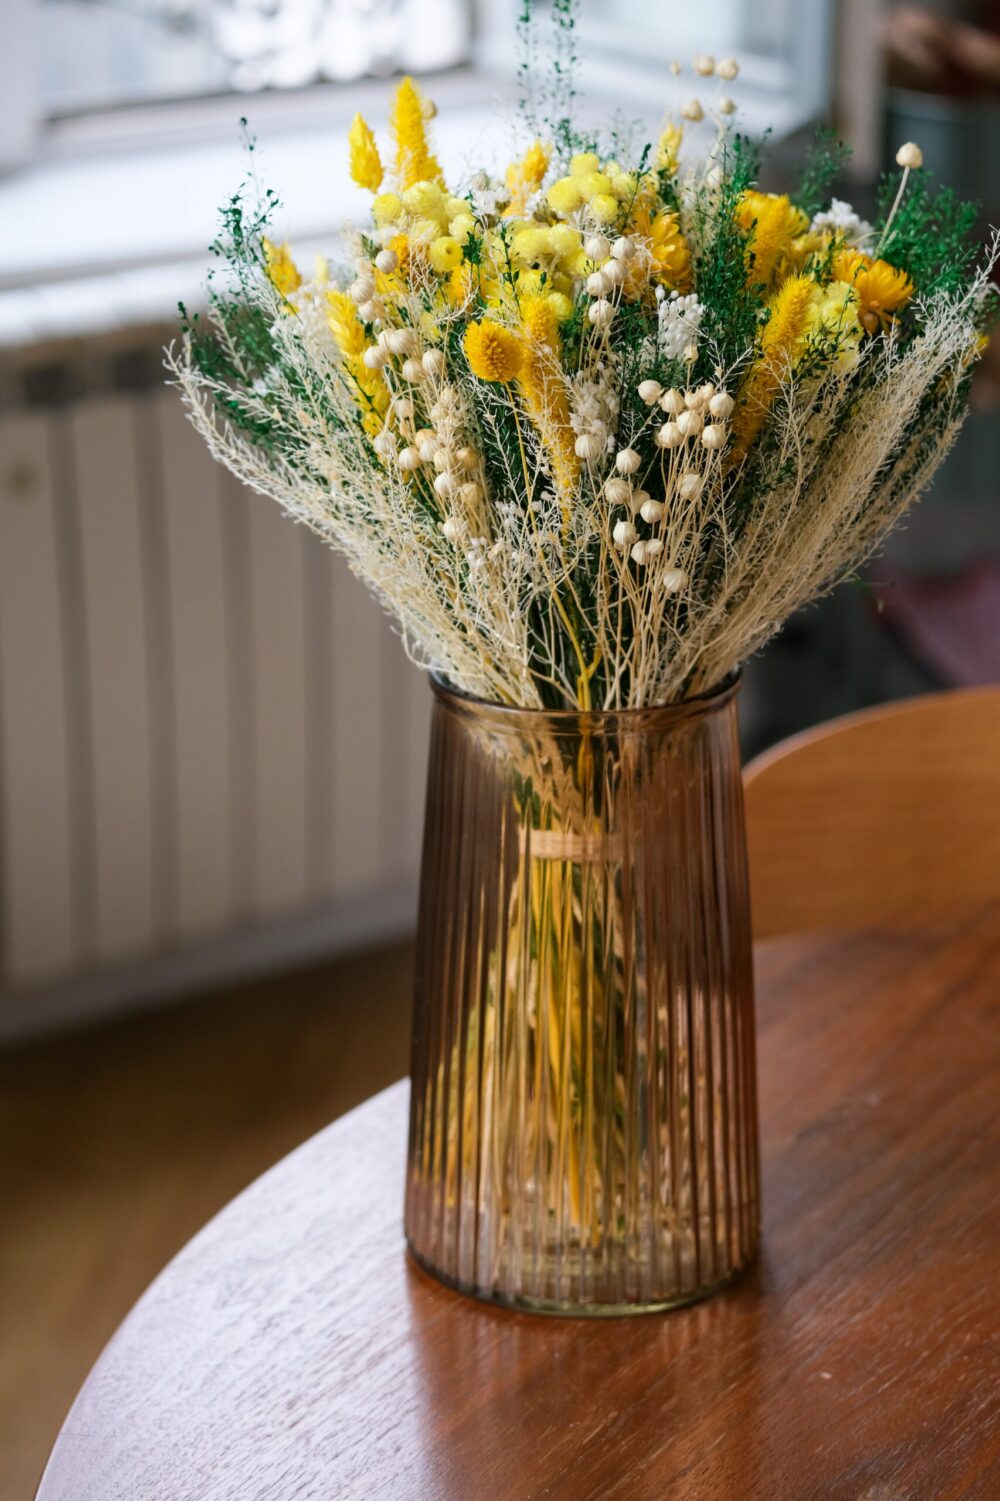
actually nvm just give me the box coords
[37,910,1000,1500]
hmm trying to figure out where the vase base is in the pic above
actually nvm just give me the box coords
[406,1239,755,1318]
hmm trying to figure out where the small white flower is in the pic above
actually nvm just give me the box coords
[660,567,688,593]
[401,358,426,382]
[677,472,703,500]
[657,292,705,361]
[638,379,664,405]
[701,424,727,450]
[716,57,739,80]
[397,446,422,471]
[604,477,632,506]
[677,409,704,437]
[363,345,389,370]
[693,54,715,76]
[575,432,604,461]
[613,519,638,549]
[655,422,684,449]
[896,141,923,169]
[718,97,737,116]
[615,448,641,475]
[374,248,398,274]
[602,258,625,287]
[810,198,874,248]
[350,276,375,304]
[640,497,664,524]
[434,471,456,498]
[709,391,735,419]
[585,233,611,261]
[588,299,615,329]
[611,236,636,262]
[681,99,704,122]
[660,388,685,415]
[422,349,446,376]
[587,270,612,298]
[441,516,463,543]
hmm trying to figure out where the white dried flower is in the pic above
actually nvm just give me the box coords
[588,299,615,329]
[459,481,482,506]
[656,422,684,449]
[644,537,663,558]
[434,471,457,498]
[709,391,735,419]
[585,233,611,261]
[575,432,605,461]
[660,388,685,415]
[682,341,699,364]
[401,358,426,382]
[677,472,704,500]
[810,199,874,248]
[615,447,641,474]
[677,409,704,437]
[693,54,715,76]
[350,276,375,304]
[670,59,682,76]
[602,258,625,287]
[716,57,739,80]
[658,292,706,361]
[701,424,728,450]
[391,396,415,420]
[638,379,664,405]
[357,300,383,324]
[422,348,446,376]
[386,328,418,355]
[441,516,463,543]
[613,519,638,549]
[432,448,451,471]
[374,248,398,274]
[684,388,705,410]
[681,99,704,123]
[362,345,389,370]
[454,446,476,471]
[587,270,612,297]
[604,477,633,506]
[896,142,923,169]
[640,497,664,524]
[718,97,737,117]
[697,382,717,404]
[611,236,635,262]
[397,446,422,471]
[660,567,688,593]
[630,540,650,565]
[372,431,396,458]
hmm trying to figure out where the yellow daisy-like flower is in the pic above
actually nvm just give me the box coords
[347,113,383,192]
[833,247,914,333]
[464,319,524,383]
[505,139,550,217]
[735,191,810,288]
[390,76,444,190]
[261,238,301,300]
[624,206,691,297]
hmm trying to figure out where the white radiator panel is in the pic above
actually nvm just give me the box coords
[0,367,430,1039]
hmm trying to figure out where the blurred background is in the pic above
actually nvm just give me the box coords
[1,0,997,1491]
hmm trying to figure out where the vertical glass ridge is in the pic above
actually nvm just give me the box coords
[405,677,759,1314]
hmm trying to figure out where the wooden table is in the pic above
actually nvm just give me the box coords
[36,910,1000,1501]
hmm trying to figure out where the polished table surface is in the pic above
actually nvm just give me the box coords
[37,909,1000,1501]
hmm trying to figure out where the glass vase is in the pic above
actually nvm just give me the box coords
[404,675,759,1315]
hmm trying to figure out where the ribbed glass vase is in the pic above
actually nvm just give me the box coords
[405,675,759,1315]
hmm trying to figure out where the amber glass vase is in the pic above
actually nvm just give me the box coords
[404,675,759,1314]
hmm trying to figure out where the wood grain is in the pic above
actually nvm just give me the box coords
[36,909,1000,1501]
[744,686,1000,936]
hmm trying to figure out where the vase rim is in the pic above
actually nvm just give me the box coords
[430,669,742,728]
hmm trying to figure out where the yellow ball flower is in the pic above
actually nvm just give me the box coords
[372,192,403,226]
[546,292,574,323]
[449,212,476,243]
[547,177,585,216]
[570,152,600,177]
[402,180,447,222]
[463,319,524,383]
[580,172,612,198]
[428,236,462,274]
[590,193,619,225]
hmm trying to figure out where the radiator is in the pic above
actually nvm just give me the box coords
[0,337,430,1041]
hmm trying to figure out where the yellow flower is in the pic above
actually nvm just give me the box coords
[464,319,524,383]
[325,290,366,358]
[325,291,388,435]
[402,180,448,224]
[517,296,579,502]
[390,76,443,190]
[372,192,403,226]
[729,273,817,463]
[261,238,301,300]
[449,211,476,243]
[735,191,810,288]
[623,206,691,298]
[347,113,383,192]
[656,123,683,176]
[833,247,913,333]
[569,152,600,177]
[428,236,462,274]
[505,139,550,216]
[547,177,585,217]
[590,193,619,225]
[808,279,861,362]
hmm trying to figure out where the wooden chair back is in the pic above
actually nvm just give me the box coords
[743,686,1000,937]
